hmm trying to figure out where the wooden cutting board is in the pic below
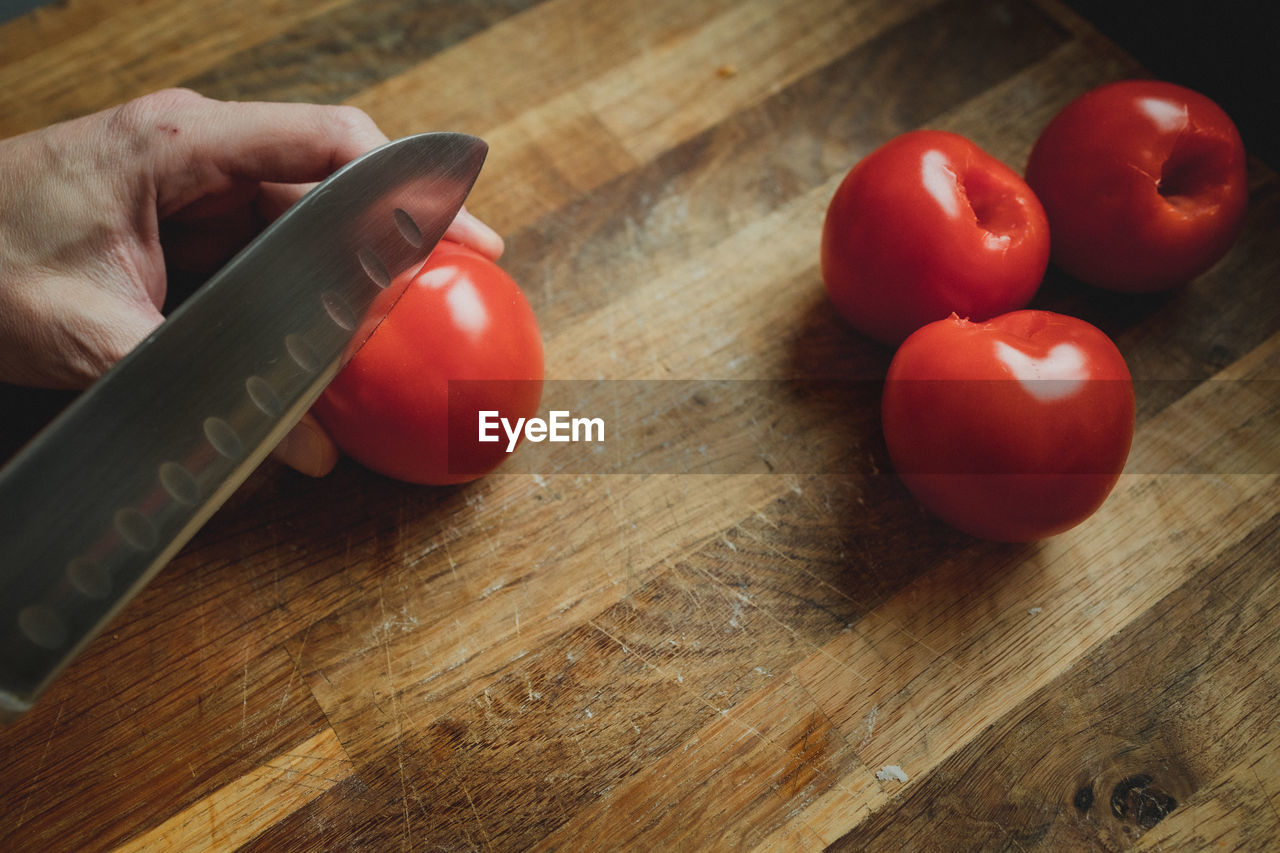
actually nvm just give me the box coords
[2,0,1278,849]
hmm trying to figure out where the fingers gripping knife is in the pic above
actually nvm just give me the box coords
[0,132,487,720]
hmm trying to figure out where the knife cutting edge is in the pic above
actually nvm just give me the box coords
[0,131,487,721]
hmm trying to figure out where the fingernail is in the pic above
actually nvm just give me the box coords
[279,419,336,477]
[457,208,504,259]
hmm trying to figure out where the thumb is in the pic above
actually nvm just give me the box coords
[271,413,338,477]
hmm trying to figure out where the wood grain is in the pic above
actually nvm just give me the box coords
[0,0,349,136]
[1,0,1277,850]
[113,727,354,853]
[181,0,544,106]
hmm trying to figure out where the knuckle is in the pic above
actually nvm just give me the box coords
[107,88,204,141]
[327,104,379,140]
[149,86,204,106]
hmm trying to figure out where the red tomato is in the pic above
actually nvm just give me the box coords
[1026,80,1248,292]
[821,130,1050,345]
[314,240,543,485]
[881,311,1134,542]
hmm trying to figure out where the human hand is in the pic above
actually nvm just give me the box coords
[0,88,503,476]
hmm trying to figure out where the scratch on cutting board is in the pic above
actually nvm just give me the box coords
[571,728,591,763]
[604,482,642,594]
[859,704,879,749]
[732,510,964,698]
[1250,765,1280,827]
[461,784,495,851]
[240,639,251,734]
[376,587,413,848]
[691,560,872,705]
[273,629,304,733]
[14,699,64,828]
[590,618,868,805]
[194,564,210,689]
[442,539,460,583]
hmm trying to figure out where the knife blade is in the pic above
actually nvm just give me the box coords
[0,131,487,720]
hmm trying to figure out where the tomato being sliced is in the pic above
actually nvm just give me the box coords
[314,240,543,485]
[881,311,1134,542]
[821,130,1050,345]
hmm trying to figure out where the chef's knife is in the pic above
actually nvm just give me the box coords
[0,131,487,721]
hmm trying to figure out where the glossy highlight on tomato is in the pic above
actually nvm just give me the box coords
[821,130,1050,345]
[881,311,1134,542]
[1026,80,1248,292]
[314,240,543,485]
